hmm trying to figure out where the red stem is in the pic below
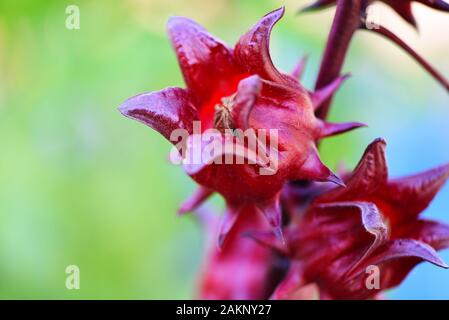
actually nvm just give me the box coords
[314,0,364,119]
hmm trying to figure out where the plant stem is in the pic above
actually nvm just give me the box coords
[360,24,449,92]
[314,0,363,119]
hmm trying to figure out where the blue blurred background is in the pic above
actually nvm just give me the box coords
[0,0,448,299]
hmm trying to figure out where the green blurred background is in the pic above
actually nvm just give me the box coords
[0,0,448,299]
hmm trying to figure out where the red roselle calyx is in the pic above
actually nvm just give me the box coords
[251,139,449,299]
[197,205,280,299]
[119,7,364,245]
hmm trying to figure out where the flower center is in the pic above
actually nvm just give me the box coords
[213,93,236,132]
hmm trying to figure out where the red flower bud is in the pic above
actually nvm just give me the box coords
[119,8,363,245]
[252,139,449,299]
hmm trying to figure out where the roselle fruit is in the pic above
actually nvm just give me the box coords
[119,7,363,245]
[252,139,449,299]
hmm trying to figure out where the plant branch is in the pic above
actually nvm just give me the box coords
[360,24,449,93]
[314,0,364,119]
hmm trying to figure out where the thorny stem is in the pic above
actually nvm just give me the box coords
[314,0,364,120]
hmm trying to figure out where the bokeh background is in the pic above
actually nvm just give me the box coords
[0,0,448,299]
